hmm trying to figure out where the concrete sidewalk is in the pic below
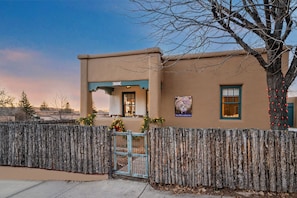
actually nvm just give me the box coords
[0,179,233,198]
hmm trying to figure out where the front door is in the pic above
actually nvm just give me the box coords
[122,92,135,117]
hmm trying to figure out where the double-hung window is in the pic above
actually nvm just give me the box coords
[220,86,242,119]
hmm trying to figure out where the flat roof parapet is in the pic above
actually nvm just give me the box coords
[164,48,267,61]
[77,47,162,59]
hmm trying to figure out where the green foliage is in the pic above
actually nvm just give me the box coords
[79,113,96,126]
[140,116,150,133]
[18,91,35,120]
[140,116,165,133]
[109,118,125,132]
[150,117,165,124]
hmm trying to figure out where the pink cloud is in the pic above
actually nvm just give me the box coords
[0,48,81,110]
[0,48,110,111]
[0,49,35,62]
[1,70,80,110]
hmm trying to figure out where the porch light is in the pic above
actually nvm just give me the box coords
[126,86,131,89]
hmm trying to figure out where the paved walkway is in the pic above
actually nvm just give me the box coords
[0,179,233,198]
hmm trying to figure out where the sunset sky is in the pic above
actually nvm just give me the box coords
[2,1,297,111]
[0,0,154,111]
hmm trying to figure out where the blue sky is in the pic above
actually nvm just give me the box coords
[2,1,297,111]
[0,0,155,110]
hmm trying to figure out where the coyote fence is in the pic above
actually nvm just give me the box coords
[2,122,297,193]
[149,127,297,193]
[0,123,110,174]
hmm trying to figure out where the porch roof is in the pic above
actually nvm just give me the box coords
[89,80,149,94]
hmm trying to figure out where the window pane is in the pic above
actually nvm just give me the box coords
[222,103,239,118]
[221,86,241,119]
[223,96,239,103]
[223,88,239,96]
[227,89,233,96]
[223,89,228,96]
[234,89,239,96]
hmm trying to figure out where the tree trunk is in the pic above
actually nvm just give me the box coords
[267,70,288,130]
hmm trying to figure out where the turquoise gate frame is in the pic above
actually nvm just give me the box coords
[112,130,149,179]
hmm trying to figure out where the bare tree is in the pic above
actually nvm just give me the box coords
[0,89,14,107]
[131,0,297,130]
[53,93,69,120]
[0,89,15,119]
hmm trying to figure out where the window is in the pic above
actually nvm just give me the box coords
[122,92,135,117]
[220,86,241,119]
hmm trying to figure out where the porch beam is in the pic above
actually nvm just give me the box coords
[88,80,149,93]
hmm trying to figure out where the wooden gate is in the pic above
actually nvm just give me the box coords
[112,130,149,179]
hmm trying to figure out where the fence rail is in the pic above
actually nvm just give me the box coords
[149,127,297,193]
[0,123,110,174]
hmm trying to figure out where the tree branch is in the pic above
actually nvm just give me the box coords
[285,47,297,87]
[211,1,268,69]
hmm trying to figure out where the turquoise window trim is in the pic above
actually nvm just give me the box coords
[88,80,149,94]
[220,85,242,120]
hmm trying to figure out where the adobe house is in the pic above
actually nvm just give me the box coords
[78,47,291,131]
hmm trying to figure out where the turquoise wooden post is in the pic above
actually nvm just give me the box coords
[127,130,132,175]
[144,131,149,177]
[113,129,117,171]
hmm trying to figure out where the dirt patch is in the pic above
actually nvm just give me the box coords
[0,166,108,181]
[151,183,297,198]
[116,157,128,169]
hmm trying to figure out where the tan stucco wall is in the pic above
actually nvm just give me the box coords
[87,55,150,82]
[79,48,162,118]
[161,51,271,129]
[148,53,162,118]
[94,117,144,132]
[79,48,162,83]
[79,48,290,130]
